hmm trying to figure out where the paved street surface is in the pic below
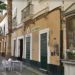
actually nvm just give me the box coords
[0,69,38,75]
[0,56,47,75]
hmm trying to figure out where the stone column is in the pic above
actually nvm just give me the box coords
[62,17,67,59]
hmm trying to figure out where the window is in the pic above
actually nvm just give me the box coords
[25,33,32,60]
[67,17,75,50]
[12,16,17,29]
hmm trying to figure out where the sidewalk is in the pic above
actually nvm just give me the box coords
[23,64,47,75]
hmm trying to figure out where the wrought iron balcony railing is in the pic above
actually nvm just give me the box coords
[21,4,33,22]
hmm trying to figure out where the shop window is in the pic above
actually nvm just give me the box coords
[67,18,75,50]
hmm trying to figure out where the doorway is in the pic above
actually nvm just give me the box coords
[14,40,16,56]
[5,42,6,56]
[39,29,49,70]
[40,33,47,69]
[19,39,23,60]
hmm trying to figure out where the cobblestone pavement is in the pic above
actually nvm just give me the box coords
[0,56,47,75]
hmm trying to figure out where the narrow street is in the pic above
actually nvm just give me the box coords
[0,56,47,75]
[0,0,75,75]
[0,69,38,75]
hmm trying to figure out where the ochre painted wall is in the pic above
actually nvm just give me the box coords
[11,8,61,65]
[11,27,24,39]
[24,9,61,65]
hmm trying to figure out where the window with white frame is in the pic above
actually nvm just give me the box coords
[67,17,75,50]
[25,34,32,60]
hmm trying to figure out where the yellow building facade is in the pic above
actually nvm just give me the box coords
[11,7,63,75]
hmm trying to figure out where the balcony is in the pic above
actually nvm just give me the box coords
[21,4,33,22]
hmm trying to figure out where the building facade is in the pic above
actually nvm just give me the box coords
[0,0,75,75]
[11,0,63,75]
[0,12,8,56]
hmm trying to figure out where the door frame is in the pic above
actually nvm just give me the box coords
[25,33,32,60]
[17,36,24,58]
[11,38,16,56]
[0,41,1,54]
[39,28,50,64]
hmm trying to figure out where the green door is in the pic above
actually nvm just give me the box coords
[40,33,47,69]
[26,37,30,63]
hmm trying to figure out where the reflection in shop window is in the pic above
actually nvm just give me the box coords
[67,17,75,50]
